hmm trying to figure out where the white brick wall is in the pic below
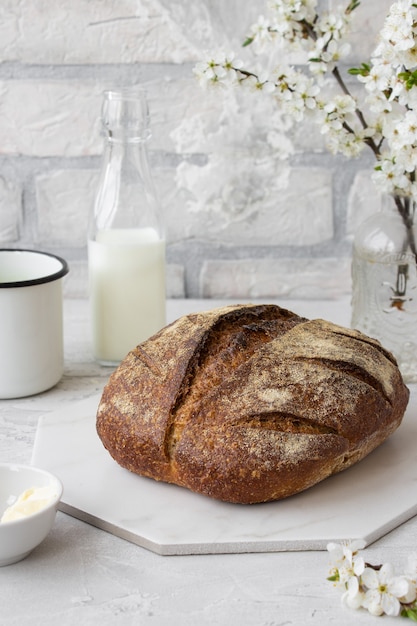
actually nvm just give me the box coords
[0,80,103,157]
[201,258,352,299]
[0,0,199,65]
[35,170,98,247]
[0,176,21,242]
[0,0,394,299]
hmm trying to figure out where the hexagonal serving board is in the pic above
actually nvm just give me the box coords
[32,388,417,555]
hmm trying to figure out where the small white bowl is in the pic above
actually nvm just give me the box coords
[0,464,63,566]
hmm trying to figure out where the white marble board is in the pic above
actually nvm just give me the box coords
[31,390,417,556]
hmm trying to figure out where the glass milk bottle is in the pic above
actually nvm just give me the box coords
[88,88,166,365]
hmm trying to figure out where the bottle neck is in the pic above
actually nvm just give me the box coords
[102,132,153,189]
[90,132,162,237]
[106,128,150,144]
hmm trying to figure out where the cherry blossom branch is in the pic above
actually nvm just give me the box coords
[194,0,417,265]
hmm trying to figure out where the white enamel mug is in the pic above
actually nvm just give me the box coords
[0,249,69,399]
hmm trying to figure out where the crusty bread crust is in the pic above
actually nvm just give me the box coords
[96,304,409,503]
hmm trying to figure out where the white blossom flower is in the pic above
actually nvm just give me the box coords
[282,94,307,121]
[327,540,365,588]
[321,94,357,143]
[361,563,410,617]
[326,128,366,158]
[315,10,351,44]
[248,14,275,48]
[399,577,417,605]
[396,145,417,173]
[268,0,317,23]
[381,114,403,145]
[341,575,365,610]
[381,2,415,52]
[358,61,392,93]
[289,74,320,109]
[194,51,246,89]
[372,155,411,195]
[377,0,417,69]
[241,73,276,94]
[194,55,226,88]
[327,539,365,565]
[398,46,417,70]
[311,39,351,73]
[366,93,392,115]
[308,60,328,79]
[397,111,417,146]
[398,82,417,109]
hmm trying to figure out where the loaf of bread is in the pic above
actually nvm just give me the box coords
[96,303,409,504]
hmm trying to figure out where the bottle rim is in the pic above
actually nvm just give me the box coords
[101,87,151,139]
[104,87,148,101]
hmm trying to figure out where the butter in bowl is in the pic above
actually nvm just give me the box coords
[0,464,63,566]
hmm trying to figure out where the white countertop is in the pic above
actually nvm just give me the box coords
[1,297,415,626]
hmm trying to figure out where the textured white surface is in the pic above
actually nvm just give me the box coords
[32,369,417,556]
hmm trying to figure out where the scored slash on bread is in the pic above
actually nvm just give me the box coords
[96,304,409,504]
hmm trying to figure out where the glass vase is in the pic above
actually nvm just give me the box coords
[351,194,417,383]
